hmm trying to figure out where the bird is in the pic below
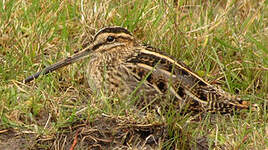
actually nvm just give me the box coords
[24,26,252,114]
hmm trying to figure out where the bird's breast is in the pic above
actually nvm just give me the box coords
[85,50,135,96]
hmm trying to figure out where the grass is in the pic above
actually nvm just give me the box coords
[0,0,267,149]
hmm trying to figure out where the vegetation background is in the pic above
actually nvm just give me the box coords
[0,0,267,149]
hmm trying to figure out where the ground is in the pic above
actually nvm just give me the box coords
[0,0,267,149]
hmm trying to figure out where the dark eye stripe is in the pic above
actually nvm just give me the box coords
[92,42,105,50]
[117,36,132,40]
[93,35,132,51]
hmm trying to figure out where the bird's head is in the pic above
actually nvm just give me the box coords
[92,27,135,53]
[24,26,135,83]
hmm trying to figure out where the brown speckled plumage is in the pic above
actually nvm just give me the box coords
[24,26,251,114]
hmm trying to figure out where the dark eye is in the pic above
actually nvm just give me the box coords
[106,36,115,42]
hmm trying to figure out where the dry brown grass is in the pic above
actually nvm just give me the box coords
[0,0,267,149]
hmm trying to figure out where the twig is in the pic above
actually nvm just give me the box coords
[69,130,80,150]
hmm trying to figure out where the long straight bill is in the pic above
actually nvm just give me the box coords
[24,45,93,83]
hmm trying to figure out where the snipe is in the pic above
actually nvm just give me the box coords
[24,26,252,114]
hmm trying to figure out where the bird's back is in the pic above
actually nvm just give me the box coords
[112,44,251,114]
